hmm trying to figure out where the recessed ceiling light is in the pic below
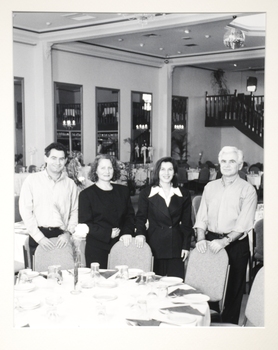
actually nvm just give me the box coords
[234,63,237,67]
[159,47,164,51]
[205,35,211,38]
[177,51,181,54]
[118,38,123,42]
[46,22,51,26]
[140,43,144,47]
[184,29,191,34]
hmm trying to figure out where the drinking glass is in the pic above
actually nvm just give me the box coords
[45,293,63,321]
[145,272,157,298]
[115,265,129,283]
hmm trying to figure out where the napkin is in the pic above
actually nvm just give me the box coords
[168,288,203,297]
[126,318,161,326]
[160,305,204,316]
[100,270,117,279]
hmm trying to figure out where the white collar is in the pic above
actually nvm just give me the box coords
[148,186,182,198]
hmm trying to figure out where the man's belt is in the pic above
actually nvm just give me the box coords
[207,231,227,239]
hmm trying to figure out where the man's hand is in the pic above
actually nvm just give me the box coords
[56,232,71,249]
[38,237,55,251]
[135,235,145,248]
[181,249,189,262]
[120,234,132,247]
[111,228,120,239]
[209,239,226,254]
[196,240,207,254]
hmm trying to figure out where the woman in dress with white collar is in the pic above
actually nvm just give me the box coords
[135,157,193,279]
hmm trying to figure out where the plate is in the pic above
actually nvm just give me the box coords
[98,280,117,289]
[18,296,41,310]
[128,269,143,278]
[182,294,210,303]
[160,276,183,285]
[26,271,39,279]
[14,283,36,292]
[93,293,118,302]
[78,267,91,274]
[167,312,197,325]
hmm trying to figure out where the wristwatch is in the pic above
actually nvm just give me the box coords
[225,235,232,244]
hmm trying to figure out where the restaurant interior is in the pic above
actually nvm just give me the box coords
[13,11,265,330]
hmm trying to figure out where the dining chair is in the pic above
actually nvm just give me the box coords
[251,219,263,285]
[193,167,210,194]
[211,266,264,327]
[22,236,31,269]
[14,195,22,222]
[107,238,154,272]
[191,195,202,225]
[248,165,260,174]
[184,247,230,322]
[33,237,75,272]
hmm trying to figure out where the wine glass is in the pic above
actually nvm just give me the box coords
[45,293,63,321]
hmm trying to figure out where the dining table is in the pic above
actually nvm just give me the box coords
[186,169,200,181]
[14,269,211,328]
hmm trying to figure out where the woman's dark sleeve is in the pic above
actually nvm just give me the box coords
[119,187,135,237]
[180,188,194,250]
[78,190,112,244]
[135,187,149,237]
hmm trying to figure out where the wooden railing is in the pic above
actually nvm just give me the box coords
[205,91,264,147]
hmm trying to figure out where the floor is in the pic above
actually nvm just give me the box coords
[130,190,249,326]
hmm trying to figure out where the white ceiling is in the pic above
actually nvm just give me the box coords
[13,12,265,72]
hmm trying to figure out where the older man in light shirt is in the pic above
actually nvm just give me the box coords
[194,146,257,324]
[19,142,78,258]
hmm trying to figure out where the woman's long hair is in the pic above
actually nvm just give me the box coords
[66,158,85,189]
[89,154,121,182]
[151,157,178,187]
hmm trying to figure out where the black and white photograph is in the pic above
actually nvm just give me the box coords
[2,1,278,349]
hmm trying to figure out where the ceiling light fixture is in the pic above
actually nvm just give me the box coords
[184,29,191,34]
[205,35,210,38]
[223,28,245,50]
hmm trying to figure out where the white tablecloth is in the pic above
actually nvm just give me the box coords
[14,273,210,328]
[14,173,29,195]
[247,174,262,190]
[187,170,199,181]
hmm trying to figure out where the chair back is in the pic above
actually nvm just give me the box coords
[191,195,202,225]
[249,165,260,174]
[108,238,153,272]
[198,167,210,183]
[33,237,75,272]
[15,195,22,222]
[23,236,31,268]
[177,167,188,184]
[245,266,264,326]
[238,170,247,180]
[185,248,229,305]
[254,219,263,261]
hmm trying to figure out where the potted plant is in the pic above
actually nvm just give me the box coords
[211,69,230,95]
[171,131,190,166]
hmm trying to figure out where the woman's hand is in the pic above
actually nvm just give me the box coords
[196,240,207,254]
[120,234,132,247]
[111,227,120,239]
[135,235,145,248]
[181,249,189,262]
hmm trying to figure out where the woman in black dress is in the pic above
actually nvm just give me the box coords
[135,157,193,279]
[78,154,135,268]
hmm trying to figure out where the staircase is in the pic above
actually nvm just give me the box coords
[205,91,264,148]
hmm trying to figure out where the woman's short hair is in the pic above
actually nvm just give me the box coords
[218,146,244,165]
[89,154,121,182]
[151,157,178,187]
